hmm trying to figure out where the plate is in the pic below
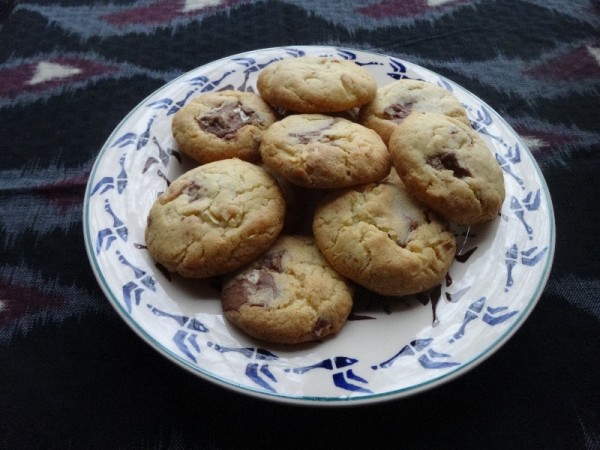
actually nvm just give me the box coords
[83,46,555,406]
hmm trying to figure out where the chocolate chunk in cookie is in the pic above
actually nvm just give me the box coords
[197,101,260,140]
[172,90,277,164]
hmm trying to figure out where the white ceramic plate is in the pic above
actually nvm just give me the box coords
[83,46,555,406]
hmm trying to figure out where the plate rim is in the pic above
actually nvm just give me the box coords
[83,45,556,407]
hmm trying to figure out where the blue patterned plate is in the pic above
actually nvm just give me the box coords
[83,46,555,406]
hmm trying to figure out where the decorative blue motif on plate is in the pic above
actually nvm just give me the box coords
[84,46,554,403]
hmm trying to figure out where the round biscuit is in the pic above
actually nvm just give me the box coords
[359,79,470,145]
[260,114,391,188]
[221,235,354,344]
[171,90,277,164]
[257,56,377,113]
[388,111,505,225]
[145,159,285,278]
[312,170,456,297]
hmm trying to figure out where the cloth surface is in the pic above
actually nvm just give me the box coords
[1,1,599,448]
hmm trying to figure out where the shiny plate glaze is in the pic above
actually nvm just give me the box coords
[83,46,555,406]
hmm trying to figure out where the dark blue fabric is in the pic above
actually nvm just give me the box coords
[1,1,599,448]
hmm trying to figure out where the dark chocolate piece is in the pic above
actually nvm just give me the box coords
[221,270,278,311]
[197,102,259,140]
[312,319,332,337]
[383,102,413,122]
[427,152,472,178]
[183,181,205,202]
[288,118,341,144]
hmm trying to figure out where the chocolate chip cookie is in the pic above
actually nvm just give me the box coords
[359,79,470,144]
[388,111,505,225]
[221,235,354,344]
[312,169,456,297]
[145,159,285,278]
[171,90,277,164]
[260,114,391,188]
[257,56,377,113]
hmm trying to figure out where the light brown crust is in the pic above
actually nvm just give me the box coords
[257,57,377,113]
[171,90,277,164]
[145,159,285,278]
[359,79,470,145]
[221,235,354,344]
[312,170,456,297]
[260,114,391,188]
[388,111,505,225]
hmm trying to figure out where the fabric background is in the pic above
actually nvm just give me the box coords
[1,1,599,448]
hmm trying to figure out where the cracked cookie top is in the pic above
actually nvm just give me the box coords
[257,56,377,113]
[388,111,505,225]
[145,158,285,278]
[312,169,456,297]
[260,114,391,189]
[221,235,354,344]
[171,90,277,165]
[359,79,470,145]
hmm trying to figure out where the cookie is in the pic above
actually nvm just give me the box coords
[257,56,377,113]
[171,90,277,164]
[145,158,285,278]
[260,114,391,188]
[388,111,505,225]
[359,79,470,145]
[312,169,456,297]
[221,235,354,344]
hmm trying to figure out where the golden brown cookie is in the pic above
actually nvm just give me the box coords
[171,90,277,164]
[257,56,377,113]
[359,79,470,145]
[312,169,456,297]
[221,235,354,344]
[260,114,391,188]
[145,159,285,278]
[388,111,505,225]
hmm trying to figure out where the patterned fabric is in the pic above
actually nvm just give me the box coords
[1,0,599,447]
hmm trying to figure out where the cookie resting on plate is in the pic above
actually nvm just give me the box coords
[260,114,391,189]
[145,158,285,278]
[171,90,277,164]
[312,169,456,297]
[221,235,354,344]
[389,111,505,225]
[257,56,377,113]
[359,78,470,145]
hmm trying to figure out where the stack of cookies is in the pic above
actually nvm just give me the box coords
[145,56,505,344]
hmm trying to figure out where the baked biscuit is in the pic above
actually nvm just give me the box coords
[359,79,470,144]
[312,170,456,297]
[171,90,277,164]
[260,114,391,188]
[257,56,377,113]
[388,111,505,225]
[145,159,285,278]
[221,235,354,344]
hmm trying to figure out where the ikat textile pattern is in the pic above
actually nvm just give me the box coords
[1,0,599,448]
